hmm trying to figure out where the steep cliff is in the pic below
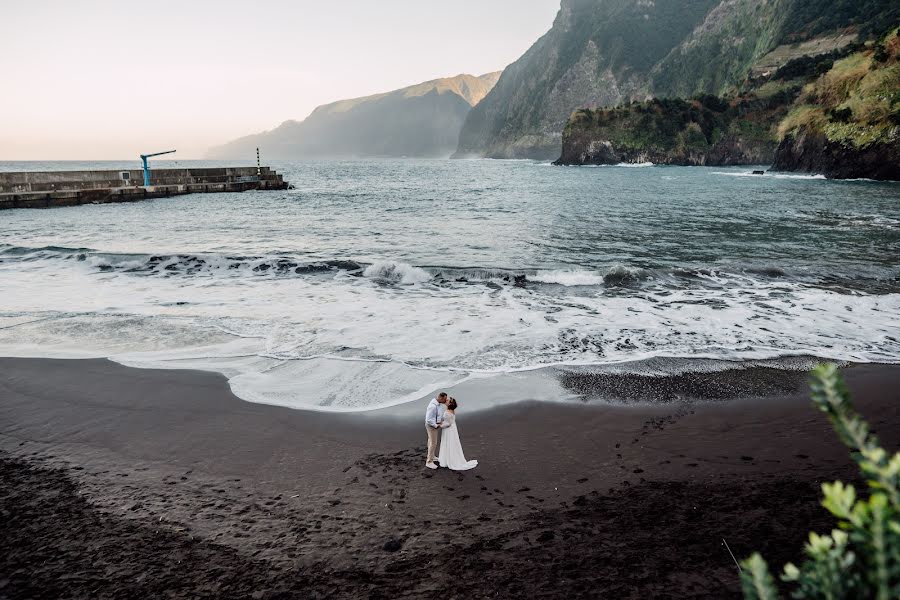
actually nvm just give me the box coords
[457,0,899,160]
[557,28,900,179]
[773,130,899,180]
[208,73,500,159]
[651,0,898,97]
[454,0,721,159]
[772,30,900,180]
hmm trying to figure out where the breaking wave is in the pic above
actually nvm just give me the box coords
[530,270,606,286]
[1,245,898,294]
[363,261,432,284]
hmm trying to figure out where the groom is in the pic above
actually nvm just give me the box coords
[425,392,449,469]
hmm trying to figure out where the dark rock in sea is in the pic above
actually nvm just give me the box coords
[772,130,900,181]
[513,275,527,288]
[383,538,403,552]
[752,170,766,175]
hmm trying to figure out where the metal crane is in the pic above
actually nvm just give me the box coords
[140,150,176,186]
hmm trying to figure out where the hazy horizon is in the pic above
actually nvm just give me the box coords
[0,1,560,160]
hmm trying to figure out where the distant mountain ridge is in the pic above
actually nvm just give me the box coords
[208,72,501,159]
[455,0,899,160]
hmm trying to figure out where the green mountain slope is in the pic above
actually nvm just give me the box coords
[651,0,899,98]
[208,73,500,159]
[556,29,900,180]
[457,0,899,160]
[454,0,720,159]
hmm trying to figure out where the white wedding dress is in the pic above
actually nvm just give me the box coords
[437,412,478,471]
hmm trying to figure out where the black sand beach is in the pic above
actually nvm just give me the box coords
[2,358,899,599]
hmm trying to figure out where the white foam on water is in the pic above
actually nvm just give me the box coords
[363,260,432,284]
[2,248,899,412]
[2,217,899,412]
[229,358,473,412]
[713,171,827,180]
[85,255,149,271]
[530,270,606,286]
[569,162,655,168]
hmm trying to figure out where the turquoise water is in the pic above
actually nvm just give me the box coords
[1,159,898,410]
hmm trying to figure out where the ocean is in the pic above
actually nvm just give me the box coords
[1,159,898,411]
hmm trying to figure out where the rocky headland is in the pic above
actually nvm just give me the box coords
[556,28,900,179]
[771,30,900,180]
[456,0,897,160]
[554,96,784,167]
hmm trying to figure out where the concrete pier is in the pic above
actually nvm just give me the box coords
[0,167,289,210]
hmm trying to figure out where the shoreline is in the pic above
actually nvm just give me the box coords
[2,357,899,598]
[1,349,880,416]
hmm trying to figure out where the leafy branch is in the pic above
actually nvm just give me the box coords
[741,364,899,600]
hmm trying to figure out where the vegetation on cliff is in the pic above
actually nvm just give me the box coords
[652,0,899,99]
[555,90,793,166]
[772,28,900,179]
[554,42,842,166]
[454,0,721,159]
[778,29,900,149]
[457,0,898,160]
[557,28,900,178]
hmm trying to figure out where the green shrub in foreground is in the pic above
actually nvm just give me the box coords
[741,364,899,600]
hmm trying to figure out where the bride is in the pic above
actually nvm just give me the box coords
[437,398,478,471]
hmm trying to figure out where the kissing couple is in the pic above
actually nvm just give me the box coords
[425,392,478,471]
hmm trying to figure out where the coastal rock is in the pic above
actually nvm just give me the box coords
[553,98,781,167]
[555,135,775,167]
[770,30,900,181]
[772,129,900,181]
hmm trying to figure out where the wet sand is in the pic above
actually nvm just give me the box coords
[1,357,899,599]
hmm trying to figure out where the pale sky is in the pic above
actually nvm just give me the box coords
[0,1,560,160]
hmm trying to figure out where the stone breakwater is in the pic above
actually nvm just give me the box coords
[0,167,289,209]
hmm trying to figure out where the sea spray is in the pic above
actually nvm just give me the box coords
[362,261,432,284]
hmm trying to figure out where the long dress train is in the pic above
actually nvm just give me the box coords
[437,412,478,471]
